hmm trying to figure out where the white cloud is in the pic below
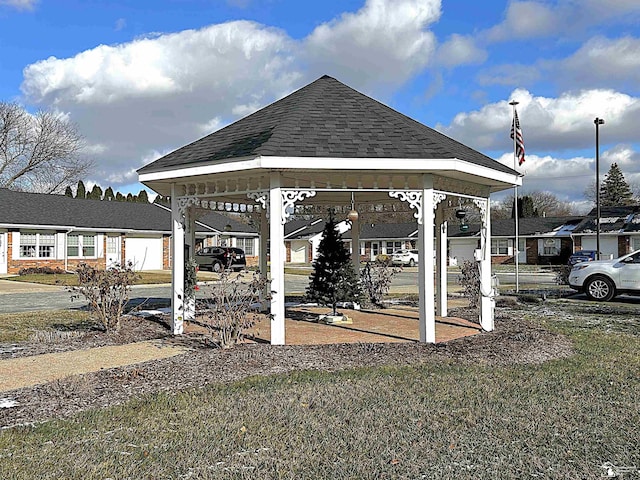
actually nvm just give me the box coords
[551,36,640,89]
[0,0,36,11]
[485,1,559,42]
[441,88,640,152]
[305,0,441,91]
[436,34,487,67]
[485,0,640,43]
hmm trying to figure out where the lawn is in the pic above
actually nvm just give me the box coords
[4,271,219,286]
[0,310,92,343]
[0,303,638,479]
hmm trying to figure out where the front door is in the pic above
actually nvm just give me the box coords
[0,232,6,274]
[106,236,121,268]
[371,241,380,260]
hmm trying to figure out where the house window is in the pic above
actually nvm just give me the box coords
[236,237,254,256]
[541,238,560,256]
[67,234,96,258]
[19,232,55,258]
[491,239,510,255]
[633,237,640,251]
[386,241,403,253]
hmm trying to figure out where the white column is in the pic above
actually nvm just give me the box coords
[418,175,436,343]
[436,207,448,317]
[351,206,360,281]
[479,198,494,331]
[269,173,285,345]
[170,184,185,335]
[184,206,196,322]
[260,209,269,308]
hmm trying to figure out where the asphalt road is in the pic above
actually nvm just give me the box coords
[0,269,560,314]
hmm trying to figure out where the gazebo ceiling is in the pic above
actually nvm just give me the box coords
[138,75,520,198]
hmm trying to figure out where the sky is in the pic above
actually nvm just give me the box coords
[1,0,639,213]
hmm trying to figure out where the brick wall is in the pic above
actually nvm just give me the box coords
[163,235,171,269]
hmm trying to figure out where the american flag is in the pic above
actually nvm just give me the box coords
[510,109,525,166]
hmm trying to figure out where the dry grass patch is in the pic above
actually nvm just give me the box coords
[0,310,92,343]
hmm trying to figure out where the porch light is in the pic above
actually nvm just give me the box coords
[347,192,358,223]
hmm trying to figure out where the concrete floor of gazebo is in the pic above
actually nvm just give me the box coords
[185,302,482,345]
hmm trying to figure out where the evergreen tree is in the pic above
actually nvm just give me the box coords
[76,180,86,199]
[87,184,103,200]
[306,210,362,316]
[600,163,634,206]
[104,186,115,201]
[126,193,134,202]
[137,189,149,203]
[115,192,125,202]
[511,195,539,218]
[64,186,74,198]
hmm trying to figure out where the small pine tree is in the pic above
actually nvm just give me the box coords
[306,210,362,316]
[126,193,134,202]
[104,186,115,201]
[600,163,634,206]
[76,180,86,199]
[511,195,539,218]
[64,186,74,198]
[137,189,149,203]
[115,192,125,202]
[87,184,103,200]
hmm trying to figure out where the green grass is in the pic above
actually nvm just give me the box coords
[0,310,93,343]
[1,311,639,478]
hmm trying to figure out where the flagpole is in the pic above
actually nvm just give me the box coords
[509,100,520,293]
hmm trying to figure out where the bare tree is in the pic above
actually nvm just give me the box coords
[0,102,91,194]
[493,191,575,218]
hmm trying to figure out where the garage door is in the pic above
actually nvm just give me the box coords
[125,236,164,270]
[449,238,477,265]
[581,236,619,259]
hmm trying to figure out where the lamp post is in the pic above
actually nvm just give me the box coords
[594,117,604,260]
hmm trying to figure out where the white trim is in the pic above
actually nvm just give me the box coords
[139,155,521,187]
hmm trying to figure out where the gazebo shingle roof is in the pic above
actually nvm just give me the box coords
[138,75,515,176]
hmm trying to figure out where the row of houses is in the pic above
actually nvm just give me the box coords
[2,188,640,274]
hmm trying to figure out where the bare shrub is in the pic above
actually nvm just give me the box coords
[360,260,402,308]
[29,330,83,343]
[70,262,138,333]
[198,270,272,348]
[554,264,571,285]
[457,260,480,308]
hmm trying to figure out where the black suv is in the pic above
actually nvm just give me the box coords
[195,247,246,272]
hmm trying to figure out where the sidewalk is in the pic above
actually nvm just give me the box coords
[0,339,189,392]
[0,278,64,294]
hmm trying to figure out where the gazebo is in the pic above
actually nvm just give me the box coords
[137,75,521,344]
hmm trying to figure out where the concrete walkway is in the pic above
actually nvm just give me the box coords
[0,340,189,392]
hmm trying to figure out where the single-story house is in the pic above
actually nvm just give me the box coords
[0,188,258,274]
[284,217,417,264]
[449,216,583,265]
[571,206,640,259]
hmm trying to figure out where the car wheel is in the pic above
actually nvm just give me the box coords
[409,258,415,267]
[585,275,615,302]
[212,261,223,273]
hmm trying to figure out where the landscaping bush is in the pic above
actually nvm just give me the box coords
[70,262,138,332]
[18,266,65,275]
[554,264,571,285]
[360,259,402,308]
[198,270,272,348]
[457,260,480,308]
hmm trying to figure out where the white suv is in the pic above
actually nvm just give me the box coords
[568,249,640,301]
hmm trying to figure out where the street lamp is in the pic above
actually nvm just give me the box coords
[594,117,604,260]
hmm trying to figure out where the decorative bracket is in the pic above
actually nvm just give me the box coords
[433,192,447,208]
[389,191,422,224]
[281,190,316,224]
[472,198,488,220]
[247,191,270,214]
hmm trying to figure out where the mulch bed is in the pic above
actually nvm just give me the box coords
[0,304,573,429]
